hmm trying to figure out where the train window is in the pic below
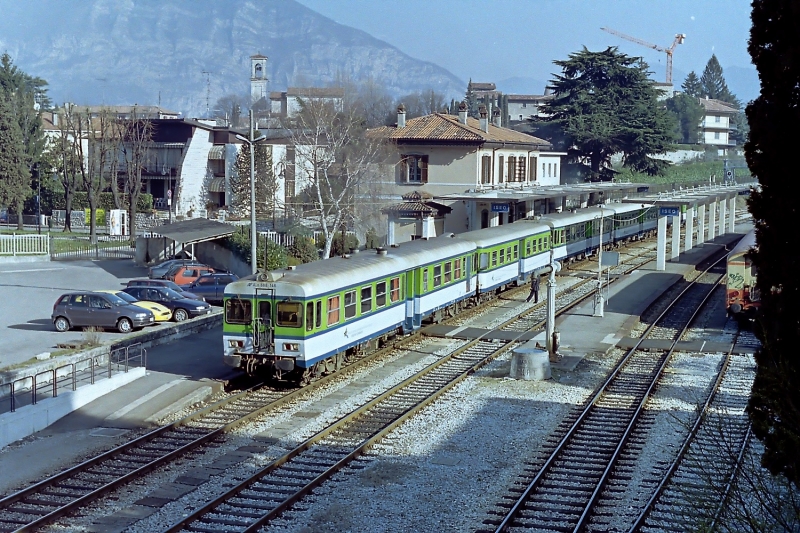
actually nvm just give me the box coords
[454,259,462,279]
[526,240,532,256]
[492,251,497,267]
[423,269,429,292]
[344,291,357,319]
[473,253,478,272]
[306,302,314,331]
[376,282,387,307]
[499,248,505,264]
[513,245,518,259]
[327,295,340,325]
[390,277,401,302]
[361,286,372,314]
[444,262,452,283]
[316,301,322,328]
[225,299,251,325]
[434,265,442,287]
[480,253,488,269]
[507,246,512,260]
[277,301,302,327]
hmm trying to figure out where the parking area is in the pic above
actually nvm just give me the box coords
[0,259,159,370]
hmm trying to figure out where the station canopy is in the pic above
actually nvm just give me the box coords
[153,218,236,245]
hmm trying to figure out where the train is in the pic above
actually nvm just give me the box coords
[222,202,657,384]
[726,229,759,317]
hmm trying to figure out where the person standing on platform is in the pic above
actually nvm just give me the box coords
[526,273,541,303]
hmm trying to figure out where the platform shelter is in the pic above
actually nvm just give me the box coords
[623,183,753,270]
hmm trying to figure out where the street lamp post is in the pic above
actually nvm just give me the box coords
[36,170,41,235]
[235,110,263,276]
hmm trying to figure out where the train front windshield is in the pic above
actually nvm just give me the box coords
[277,301,302,327]
[226,299,251,324]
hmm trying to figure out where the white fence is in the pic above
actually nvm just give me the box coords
[258,230,356,248]
[0,234,49,255]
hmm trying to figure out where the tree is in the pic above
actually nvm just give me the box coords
[665,93,704,144]
[700,54,741,108]
[287,98,384,259]
[50,106,82,232]
[212,94,247,128]
[0,97,30,226]
[397,89,448,119]
[745,0,800,488]
[541,47,676,181]
[289,235,318,264]
[465,79,480,118]
[0,53,46,229]
[230,138,280,223]
[78,108,118,242]
[681,71,702,97]
[119,110,153,242]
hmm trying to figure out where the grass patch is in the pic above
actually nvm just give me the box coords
[615,160,753,185]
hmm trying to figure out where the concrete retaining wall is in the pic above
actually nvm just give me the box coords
[0,254,50,264]
[0,367,145,448]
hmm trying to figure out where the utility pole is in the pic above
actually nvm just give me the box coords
[593,207,605,317]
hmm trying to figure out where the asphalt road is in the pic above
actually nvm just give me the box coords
[0,259,152,369]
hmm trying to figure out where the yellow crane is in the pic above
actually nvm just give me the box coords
[601,27,686,85]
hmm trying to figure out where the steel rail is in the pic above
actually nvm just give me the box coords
[492,254,728,533]
[626,335,739,532]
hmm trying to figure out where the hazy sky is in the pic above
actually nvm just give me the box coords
[297,0,754,86]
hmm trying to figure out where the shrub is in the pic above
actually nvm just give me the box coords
[289,236,318,264]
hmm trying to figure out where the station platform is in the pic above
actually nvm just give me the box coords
[425,228,759,371]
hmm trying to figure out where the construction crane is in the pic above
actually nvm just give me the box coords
[601,27,686,85]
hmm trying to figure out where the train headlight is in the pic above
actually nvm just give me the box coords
[282,343,300,352]
[228,340,244,348]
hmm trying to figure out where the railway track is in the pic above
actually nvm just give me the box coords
[627,350,756,533]
[0,236,663,533]
[482,254,729,533]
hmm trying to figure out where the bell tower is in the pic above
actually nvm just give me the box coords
[250,54,269,104]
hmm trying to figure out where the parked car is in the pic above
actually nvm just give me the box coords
[148,259,202,279]
[180,273,239,304]
[125,279,205,302]
[167,264,216,286]
[52,292,155,333]
[122,286,212,322]
[95,290,172,322]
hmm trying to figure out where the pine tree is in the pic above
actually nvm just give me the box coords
[745,0,800,488]
[542,46,676,181]
[0,96,31,224]
[665,93,704,144]
[700,54,741,108]
[465,79,480,118]
[681,71,702,96]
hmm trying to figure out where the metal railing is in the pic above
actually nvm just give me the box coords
[0,233,50,255]
[0,344,147,414]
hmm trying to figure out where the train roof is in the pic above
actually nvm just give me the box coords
[729,230,756,260]
[231,236,475,297]
[465,220,551,248]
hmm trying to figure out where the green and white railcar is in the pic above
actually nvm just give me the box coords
[222,236,475,381]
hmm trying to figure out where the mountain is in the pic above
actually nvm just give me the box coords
[724,66,760,105]
[0,0,464,117]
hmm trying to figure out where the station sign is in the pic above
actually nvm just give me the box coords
[659,206,680,217]
[491,203,509,213]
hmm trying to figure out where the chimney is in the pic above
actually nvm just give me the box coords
[458,101,468,124]
[397,103,406,128]
[492,107,502,128]
[479,105,489,133]
[52,111,58,126]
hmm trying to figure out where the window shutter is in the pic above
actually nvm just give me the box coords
[420,157,428,183]
[398,157,408,183]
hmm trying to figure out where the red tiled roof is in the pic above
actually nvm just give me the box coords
[368,113,551,146]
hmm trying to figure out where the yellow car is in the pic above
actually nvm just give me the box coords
[96,290,173,322]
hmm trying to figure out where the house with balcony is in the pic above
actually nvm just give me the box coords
[369,103,566,242]
[697,97,738,154]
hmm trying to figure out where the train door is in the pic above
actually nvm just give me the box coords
[254,289,274,352]
[404,271,415,332]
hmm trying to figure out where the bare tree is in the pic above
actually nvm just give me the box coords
[76,108,118,243]
[50,106,82,232]
[119,109,153,241]
[287,98,384,259]
[212,94,248,128]
[397,89,448,119]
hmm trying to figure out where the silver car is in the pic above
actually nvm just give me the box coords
[52,292,155,333]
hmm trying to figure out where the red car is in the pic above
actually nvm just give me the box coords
[167,265,216,286]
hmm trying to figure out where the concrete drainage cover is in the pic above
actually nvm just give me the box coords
[430,456,460,466]
[90,427,129,438]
